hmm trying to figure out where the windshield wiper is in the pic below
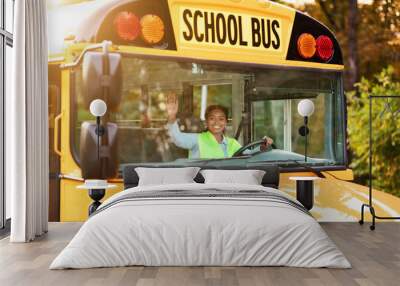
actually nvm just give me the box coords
[175,158,326,178]
[249,159,326,178]
[177,156,250,167]
[286,160,325,178]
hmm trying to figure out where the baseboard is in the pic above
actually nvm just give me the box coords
[0,218,11,239]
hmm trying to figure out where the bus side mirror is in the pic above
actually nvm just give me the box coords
[80,121,119,179]
[82,51,122,111]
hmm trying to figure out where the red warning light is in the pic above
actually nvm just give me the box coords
[316,35,334,61]
[114,11,141,41]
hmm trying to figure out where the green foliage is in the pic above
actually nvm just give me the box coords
[348,67,400,197]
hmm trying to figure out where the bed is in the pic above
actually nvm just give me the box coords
[50,165,350,269]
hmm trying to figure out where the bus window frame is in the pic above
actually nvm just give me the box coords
[67,52,348,175]
[70,69,80,167]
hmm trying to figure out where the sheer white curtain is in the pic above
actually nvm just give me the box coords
[7,0,49,242]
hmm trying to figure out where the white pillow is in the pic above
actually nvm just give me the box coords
[135,167,201,186]
[200,169,266,185]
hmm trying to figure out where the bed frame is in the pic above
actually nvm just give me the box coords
[122,164,280,189]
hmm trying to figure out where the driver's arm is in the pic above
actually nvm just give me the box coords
[240,136,273,155]
[260,136,274,152]
[166,120,197,150]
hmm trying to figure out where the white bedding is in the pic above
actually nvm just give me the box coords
[50,183,351,269]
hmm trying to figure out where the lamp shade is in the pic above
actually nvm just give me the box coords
[90,99,107,117]
[297,99,315,117]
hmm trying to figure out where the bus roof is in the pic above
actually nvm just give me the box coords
[63,0,343,70]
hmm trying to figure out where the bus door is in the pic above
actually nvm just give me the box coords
[245,69,343,163]
[48,64,62,221]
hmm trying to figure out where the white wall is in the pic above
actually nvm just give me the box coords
[5,45,12,220]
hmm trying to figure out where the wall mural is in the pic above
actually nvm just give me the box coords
[47,0,400,222]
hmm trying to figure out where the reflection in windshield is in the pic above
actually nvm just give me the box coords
[73,56,345,169]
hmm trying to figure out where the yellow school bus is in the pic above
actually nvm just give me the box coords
[47,0,400,222]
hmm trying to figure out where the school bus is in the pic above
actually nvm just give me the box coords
[47,0,400,222]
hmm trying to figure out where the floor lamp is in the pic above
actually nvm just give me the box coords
[297,99,315,162]
[359,95,400,230]
[89,99,107,160]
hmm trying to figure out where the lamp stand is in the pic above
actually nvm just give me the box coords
[304,116,308,162]
[95,116,105,160]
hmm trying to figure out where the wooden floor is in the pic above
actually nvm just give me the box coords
[0,222,399,286]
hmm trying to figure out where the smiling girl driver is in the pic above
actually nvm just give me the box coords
[166,93,273,159]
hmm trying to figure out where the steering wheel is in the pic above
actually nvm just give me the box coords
[232,139,276,157]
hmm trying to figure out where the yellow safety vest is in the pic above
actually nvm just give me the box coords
[196,131,242,159]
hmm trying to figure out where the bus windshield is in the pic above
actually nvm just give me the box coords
[72,55,345,169]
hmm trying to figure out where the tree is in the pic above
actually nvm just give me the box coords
[347,0,359,89]
[304,1,400,89]
[359,0,400,79]
[347,67,400,197]
[307,0,359,90]
[314,0,347,32]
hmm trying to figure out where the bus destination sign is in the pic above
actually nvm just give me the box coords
[180,7,282,51]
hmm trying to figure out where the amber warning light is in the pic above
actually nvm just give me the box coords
[141,14,165,44]
[297,33,316,59]
[113,12,165,45]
